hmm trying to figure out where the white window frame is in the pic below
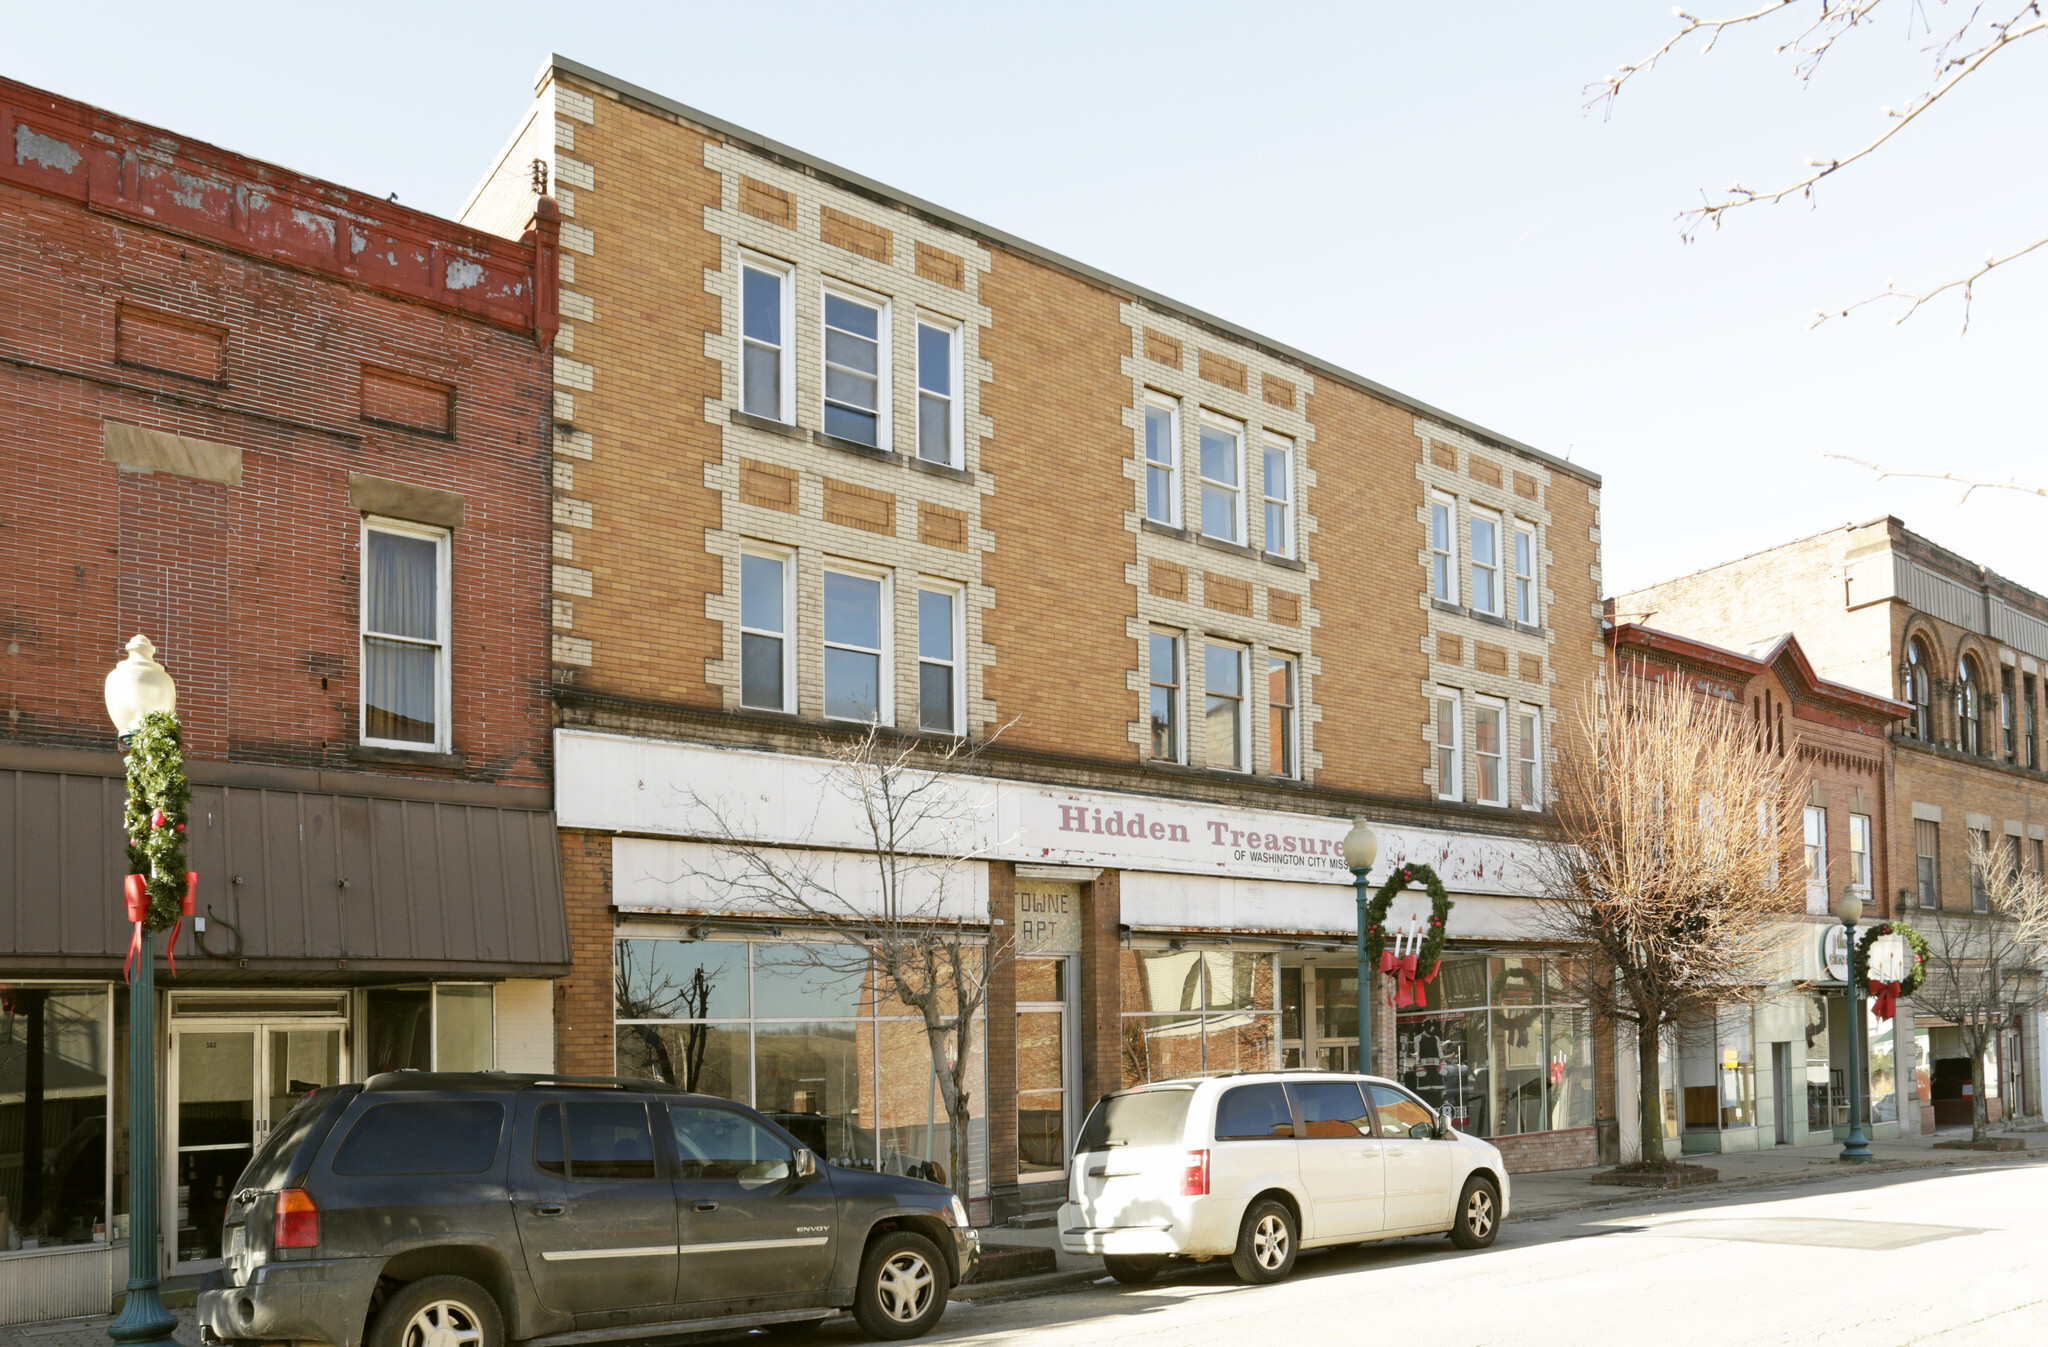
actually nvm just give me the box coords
[915,580,964,736]
[1517,704,1542,810]
[821,561,893,725]
[1804,806,1830,915]
[914,315,962,468]
[1434,688,1464,802]
[738,251,795,424]
[1203,641,1249,773]
[1469,507,1502,617]
[1143,395,1180,528]
[1848,812,1873,903]
[359,516,452,753]
[1511,520,1537,626]
[1474,696,1506,806]
[820,283,891,451]
[738,543,796,714]
[1261,436,1294,558]
[1269,653,1299,779]
[1149,630,1184,764]
[1197,413,1245,545]
[1430,493,1457,604]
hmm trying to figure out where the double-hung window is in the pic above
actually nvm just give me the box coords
[2026,673,2040,769]
[1470,509,1501,616]
[2001,668,2018,760]
[739,548,794,712]
[916,320,957,466]
[1848,813,1872,904]
[1517,704,1541,808]
[1435,689,1463,802]
[1269,655,1298,778]
[1149,632,1183,762]
[1915,819,1940,909]
[1144,397,1179,526]
[362,520,449,750]
[1803,806,1829,914]
[1262,438,1294,558]
[823,290,886,448]
[1970,829,1992,912]
[1429,493,1457,603]
[1204,643,1246,771]
[822,566,887,723]
[740,256,792,422]
[1198,417,1243,544]
[1474,698,1505,805]
[916,585,961,734]
[1512,521,1537,625]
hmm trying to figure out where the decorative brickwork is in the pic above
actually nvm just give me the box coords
[1520,652,1544,684]
[821,205,893,262]
[914,241,965,289]
[739,458,798,512]
[1262,372,1296,410]
[1430,441,1457,470]
[823,476,896,534]
[738,175,793,228]
[1142,329,1182,369]
[917,500,967,550]
[1514,470,1539,500]
[1476,641,1508,675]
[1439,633,1464,664]
[1205,573,1252,617]
[1471,457,1503,489]
[1149,560,1187,601]
[1198,348,1247,392]
[1269,588,1300,627]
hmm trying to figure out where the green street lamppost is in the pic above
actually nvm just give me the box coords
[1343,820,1380,1075]
[1836,887,1875,1164]
[104,636,181,1347]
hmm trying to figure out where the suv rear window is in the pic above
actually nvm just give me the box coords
[237,1093,333,1190]
[1076,1087,1193,1153]
[1214,1083,1293,1141]
[332,1100,505,1176]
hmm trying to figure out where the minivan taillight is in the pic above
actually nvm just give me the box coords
[1181,1149,1209,1197]
[274,1189,319,1248]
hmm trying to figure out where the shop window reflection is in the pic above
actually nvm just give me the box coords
[1394,954,1593,1140]
[1120,950,1279,1086]
[1,989,110,1252]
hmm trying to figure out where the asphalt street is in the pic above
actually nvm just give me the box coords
[840,1159,2048,1347]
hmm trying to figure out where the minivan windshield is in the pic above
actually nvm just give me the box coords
[1076,1086,1194,1153]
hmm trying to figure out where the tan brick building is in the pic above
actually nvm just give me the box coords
[1616,518,2048,1132]
[461,55,1607,1216]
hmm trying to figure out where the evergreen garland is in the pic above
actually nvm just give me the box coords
[1361,862,1455,979]
[122,710,191,933]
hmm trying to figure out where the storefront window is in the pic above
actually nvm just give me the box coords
[1867,1002,1897,1124]
[1395,955,1592,1139]
[365,988,432,1073]
[1545,1008,1595,1131]
[1121,950,1279,1086]
[1,988,111,1252]
[435,986,494,1072]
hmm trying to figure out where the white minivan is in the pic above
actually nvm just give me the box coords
[1058,1071,1508,1284]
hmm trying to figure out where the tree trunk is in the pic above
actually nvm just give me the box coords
[1972,1044,1989,1142]
[1636,1017,1665,1166]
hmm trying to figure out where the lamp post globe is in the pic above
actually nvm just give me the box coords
[1345,821,1379,1074]
[105,637,180,1347]
[104,635,177,737]
[1836,889,1874,1164]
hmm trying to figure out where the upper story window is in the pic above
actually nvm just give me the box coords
[1511,521,1537,625]
[740,257,793,422]
[1434,689,1463,802]
[1848,813,1872,901]
[2000,666,2018,760]
[1969,827,1992,911]
[1149,631,1183,763]
[1517,704,1541,809]
[1144,398,1180,527]
[1429,494,1457,603]
[1204,643,1246,772]
[1269,655,1298,779]
[1904,638,1932,740]
[1198,417,1243,544]
[1803,806,1829,915]
[823,290,886,448]
[1915,818,1940,908]
[823,566,888,723]
[917,585,961,735]
[1956,656,1983,755]
[1469,509,1501,617]
[2026,673,2040,769]
[1262,438,1294,558]
[916,320,958,467]
[740,548,794,713]
[361,520,449,752]
[1474,697,1505,806]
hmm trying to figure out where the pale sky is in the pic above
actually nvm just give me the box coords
[13,1,2044,598]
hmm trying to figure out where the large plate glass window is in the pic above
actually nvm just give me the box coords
[0,988,110,1254]
[917,584,960,734]
[1393,955,1592,1139]
[916,319,957,466]
[823,290,885,447]
[1204,643,1245,771]
[822,566,887,723]
[1120,950,1279,1086]
[1144,397,1179,526]
[740,548,794,712]
[1198,416,1243,544]
[361,519,449,751]
[1262,437,1293,558]
[1149,631,1182,763]
[740,256,793,422]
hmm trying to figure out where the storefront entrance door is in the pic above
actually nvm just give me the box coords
[1016,957,1075,1186]
[167,1005,345,1272]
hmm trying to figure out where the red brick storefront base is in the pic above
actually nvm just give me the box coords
[1492,1127,1597,1173]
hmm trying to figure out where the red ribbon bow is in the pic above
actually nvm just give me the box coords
[1870,980,1901,1022]
[1390,955,1440,1008]
[122,872,197,981]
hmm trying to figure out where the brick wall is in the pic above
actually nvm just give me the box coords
[1494,1127,1597,1173]
[556,828,617,1073]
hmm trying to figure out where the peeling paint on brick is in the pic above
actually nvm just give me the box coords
[446,258,485,291]
[14,124,80,173]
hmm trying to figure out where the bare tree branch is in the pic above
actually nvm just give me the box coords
[1823,453,2047,503]
[1810,234,2048,333]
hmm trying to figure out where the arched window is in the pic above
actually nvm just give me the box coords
[1904,638,1933,740]
[1957,655,1983,755]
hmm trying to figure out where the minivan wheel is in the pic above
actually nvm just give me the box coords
[852,1230,950,1340]
[1102,1254,1166,1284]
[1448,1176,1501,1250]
[367,1275,503,1347]
[1229,1200,1298,1285]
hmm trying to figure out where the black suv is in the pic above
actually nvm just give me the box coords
[196,1072,978,1347]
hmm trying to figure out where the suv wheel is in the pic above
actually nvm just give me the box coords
[1448,1176,1500,1250]
[852,1230,950,1340]
[1102,1254,1166,1284]
[1229,1199,1297,1285]
[368,1276,503,1347]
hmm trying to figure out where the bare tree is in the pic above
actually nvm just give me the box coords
[1592,1,2047,331]
[660,723,1011,1195]
[1911,834,2048,1138]
[1532,667,1810,1167]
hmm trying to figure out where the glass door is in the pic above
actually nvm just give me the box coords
[1015,958,1073,1185]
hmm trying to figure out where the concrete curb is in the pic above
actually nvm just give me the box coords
[951,1267,1105,1303]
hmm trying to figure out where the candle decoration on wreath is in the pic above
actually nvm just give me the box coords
[1852,919,1929,1022]
[1361,862,1455,1009]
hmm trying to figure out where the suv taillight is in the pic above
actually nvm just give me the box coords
[1181,1149,1209,1198]
[274,1189,319,1248]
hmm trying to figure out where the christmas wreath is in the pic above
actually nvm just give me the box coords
[122,710,197,976]
[1491,964,1543,1047]
[1851,919,1930,1022]
[1362,862,1455,1008]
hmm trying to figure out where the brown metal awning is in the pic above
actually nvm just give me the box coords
[0,759,569,978]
